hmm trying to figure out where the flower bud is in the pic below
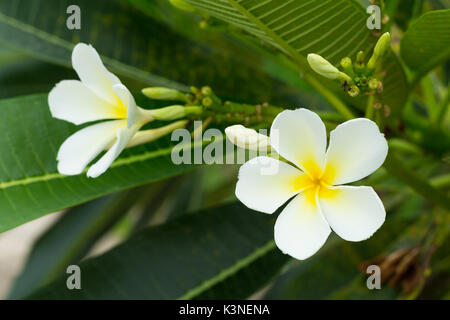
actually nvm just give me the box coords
[202,97,213,107]
[348,85,360,97]
[307,54,351,83]
[367,32,391,71]
[340,57,354,78]
[142,87,187,102]
[368,78,379,90]
[355,51,366,72]
[225,125,270,152]
[149,105,202,121]
[169,0,195,12]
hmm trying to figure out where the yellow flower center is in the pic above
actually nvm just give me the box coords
[113,98,128,118]
[292,160,339,207]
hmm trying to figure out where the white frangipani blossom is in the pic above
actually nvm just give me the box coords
[225,124,270,151]
[235,108,388,260]
[49,43,156,178]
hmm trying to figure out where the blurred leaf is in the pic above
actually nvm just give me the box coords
[27,202,289,299]
[0,0,311,105]
[8,187,150,299]
[184,0,374,67]
[0,94,196,233]
[379,50,410,115]
[0,56,75,99]
[401,9,450,81]
[183,0,408,112]
[265,197,426,299]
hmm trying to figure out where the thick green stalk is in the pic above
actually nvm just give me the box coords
[431,173,450,189]
[435,86,449,127]
[383,153,450,210]
[365,95,375,119]
[304,73,355,120]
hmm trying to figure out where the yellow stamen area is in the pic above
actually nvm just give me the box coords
[113,97,127,119]
[291,160,339,207]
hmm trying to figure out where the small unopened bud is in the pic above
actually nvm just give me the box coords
[202,97,213,107]
[355,51,366,72]
[307,54,351,82]
[142,87,187,102]
[169,0,195,12]
[367,32,391,71]
[225,125,270,152]
[340,57,354,78]
[149,105,202,121]
[356,51,365,64]
[201,86,212,95]
[368,78,379,90]
[348,85,360,97]
[360,77,368,86]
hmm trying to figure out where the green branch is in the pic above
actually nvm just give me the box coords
[383,153,450,210]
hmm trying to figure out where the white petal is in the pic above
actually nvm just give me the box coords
[319,186,386,242]
[274,191,331,260]
[269,108,327,177]
[235,156,307,214]
[225,125,270,151]
[112,84,142,128]
[87,124,140,178]
[57,120,126,175]
[324,118,388,185]
[72,43,122,105]
[49,80,126,125]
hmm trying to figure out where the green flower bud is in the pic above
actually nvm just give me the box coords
[149,105,202,121]
[348,85,360,97]
[356,51,365,64]
[360,76,368,86]
[202,97,213,107]
[191,86,199,94]
[340,57,354,78]
[368,78,379,90]
[142,87,187,102]
[355,51,366,72]
[169,0,195,12]
[367,32,391,70]
[307,54,351,82]
[201,86,212,95]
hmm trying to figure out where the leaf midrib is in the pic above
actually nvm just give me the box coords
[226,0,310,71]
[0,11,188,90]
[177,240,277,299]
[0,145,177,190]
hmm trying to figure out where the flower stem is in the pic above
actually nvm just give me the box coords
[304,73,355,120]
[365,95,375,120]
[431,173,450,189]
[383,153,450,210]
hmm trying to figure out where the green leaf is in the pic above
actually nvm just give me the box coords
[0,0,185,90]
[27,202,289,299]
[183,0,408,112]
[0,56,75,99]
[265,198,426,299]
[8,187,151,299]
[0,94,194,233]
[0,0,310,105]
[401,9,450,82]
[184,0,374,68]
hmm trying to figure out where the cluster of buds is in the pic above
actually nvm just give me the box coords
[141,87,205,121]
[307,32,390,98]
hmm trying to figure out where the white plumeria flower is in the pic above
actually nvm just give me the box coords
[235,108,388,260]
[48,43,155,178]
